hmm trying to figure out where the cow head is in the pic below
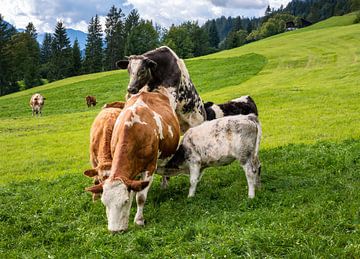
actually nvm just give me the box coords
[86,178,149,233]
[116,56,157,95]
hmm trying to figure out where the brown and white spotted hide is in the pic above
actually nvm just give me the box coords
[103,101,126,109]
[84,107,122,201]
[29,93,45,116]
[86,95,97,107]
[116,46,206,133]
[204,95,258,121]
[86,88,180,233]
[163,114,262,199]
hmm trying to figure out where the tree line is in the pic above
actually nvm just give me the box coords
[1,0,359,96]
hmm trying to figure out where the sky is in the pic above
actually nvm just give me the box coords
[1,0,291,33]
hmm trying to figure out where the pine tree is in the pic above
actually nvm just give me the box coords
[232,16,243,31]
[105,5,125,70]
[72,39,82,76]
[125,9,140,37]
[208,20,219,48]
[25,22,37,40]
[125,20,159,56]
[0,14,18,95]
[84,15,103,73]
[23,22,41,88]
[265,5,272,16]
[40,33,52,64]
[50,21,72,81]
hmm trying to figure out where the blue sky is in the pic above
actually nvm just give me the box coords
[1,0,291,33]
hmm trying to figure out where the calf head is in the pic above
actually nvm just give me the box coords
[116,56,157,94]
[86,178,149,233]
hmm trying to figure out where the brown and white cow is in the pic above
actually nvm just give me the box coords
[86,88,180,233]
[30,93,46,116]
[83,105,124,201]
[86,95,97,107]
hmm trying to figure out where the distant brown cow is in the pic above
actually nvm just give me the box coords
[30,93,45,116]
[86,96,97,107]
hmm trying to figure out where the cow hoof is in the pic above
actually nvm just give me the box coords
[135,218,145,226]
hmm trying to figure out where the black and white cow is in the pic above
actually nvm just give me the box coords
[116,46,206,133]
[159,114,262,198]
[204,95,258,121]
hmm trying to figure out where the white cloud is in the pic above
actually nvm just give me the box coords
[1,0,291,32]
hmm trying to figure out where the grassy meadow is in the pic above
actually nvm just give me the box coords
[1,14,359,257]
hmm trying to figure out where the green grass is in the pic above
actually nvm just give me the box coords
[1,14,360,257]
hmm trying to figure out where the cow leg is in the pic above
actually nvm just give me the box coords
[188,163,202,198]
[134,171,154,226]
[242,161,256,199]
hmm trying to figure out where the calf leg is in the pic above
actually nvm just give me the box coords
[134,171,154,226]
[242,161,256,199]
[161,176,170,189]
[188,163,202,198]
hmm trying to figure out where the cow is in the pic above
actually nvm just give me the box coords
[83,107,122,201]
[29,93,45,116]
[85,87,180,233]
[86,95,97,107]
[160,95,259,187]
[116,46,206,133]
[159,114,262,198]
[204,95,258,120]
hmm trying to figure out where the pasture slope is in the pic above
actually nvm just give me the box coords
[1,14,359,257]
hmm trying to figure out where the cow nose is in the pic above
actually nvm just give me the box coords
[128,87,138,94]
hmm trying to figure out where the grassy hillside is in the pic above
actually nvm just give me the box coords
[0,14,359,257]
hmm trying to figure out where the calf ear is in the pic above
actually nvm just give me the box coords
[85,183,103,193]
[128,180,149,192]
[145,58,157,70]
[116,60,129,69]
[84,169,98,178]
[203,102,214,108]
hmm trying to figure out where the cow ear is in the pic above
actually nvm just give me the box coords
[84,169,98,178]
[128,180,149,192]
[116,60,129,69]
[145,58,157,69]
[85,183,103,193]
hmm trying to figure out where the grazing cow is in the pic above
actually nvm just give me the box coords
[29,93,45,116]
[116,46,206,133]
[86,95,97,107]
[83,107,122,201]
[204,95,258,120]
[161,114,262,198]
[86,88,180,233]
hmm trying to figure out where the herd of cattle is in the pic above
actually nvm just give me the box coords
[30,46,262,233]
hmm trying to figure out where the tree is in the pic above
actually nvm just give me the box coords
[83,15,103,73]
[232,16,243,31]
[23,23,41,88]
[125,20,159,55]
[40,33,52,64]
[49,21,72,81]
[105,5,125,70]
[265,5,272,16]
[125,9,140,37]
[0,14,18,95]
[25,22,37,39]
[72,39,82,76]
[208,20,219,48]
